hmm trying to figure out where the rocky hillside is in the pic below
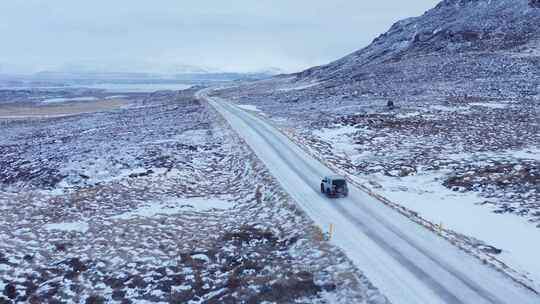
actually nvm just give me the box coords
[288,0,540,101]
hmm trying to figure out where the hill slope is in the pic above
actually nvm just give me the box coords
[293,0,540,100]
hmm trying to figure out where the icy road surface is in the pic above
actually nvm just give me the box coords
[199,91,540,304]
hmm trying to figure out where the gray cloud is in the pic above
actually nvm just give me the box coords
[0,0,440,74]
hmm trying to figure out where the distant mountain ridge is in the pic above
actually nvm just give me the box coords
[290,0,540,101]
[0,68,283,88]
[0,61,285,83]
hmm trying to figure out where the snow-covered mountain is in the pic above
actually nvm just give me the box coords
[290,0,540,100]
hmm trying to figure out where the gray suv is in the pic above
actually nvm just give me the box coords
[320,175,349,197]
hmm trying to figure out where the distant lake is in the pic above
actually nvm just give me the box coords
[1,82,193,93]
[76,83,193,93]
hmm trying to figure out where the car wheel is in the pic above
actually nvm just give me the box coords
[320,184,325,193]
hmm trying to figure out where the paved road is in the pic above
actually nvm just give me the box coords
[202,91,539,304]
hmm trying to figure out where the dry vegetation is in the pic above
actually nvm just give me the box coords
[0,89,386,303]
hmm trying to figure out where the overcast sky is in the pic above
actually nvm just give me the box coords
[0,0,440,74]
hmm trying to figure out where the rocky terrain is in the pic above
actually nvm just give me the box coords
[0,89,386,303]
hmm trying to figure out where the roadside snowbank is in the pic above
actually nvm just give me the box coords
[237,104,262,112]
[371,170,540,284]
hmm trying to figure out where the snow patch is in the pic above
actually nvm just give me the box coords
[469,102,508,109]
[105,95,128,99]
[372,170,540,285]
[111,197,233,220]
[446,146,540,162]
[313,125,359,140]
[511,147,540,160]
[313,125,369,162]
[42,97,99,104]
[44,221,89,233]
[278,82,322,92]
[396,111,422,118]
[180,129,209,145]
[430,105,471,112]
[237,104,261,112]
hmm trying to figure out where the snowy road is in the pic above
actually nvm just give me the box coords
[202,92,539,304]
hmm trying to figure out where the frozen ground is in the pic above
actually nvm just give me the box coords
[0,88,386,303]
[203,93,539,303]
[214,84,540,292]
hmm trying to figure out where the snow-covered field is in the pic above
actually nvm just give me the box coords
[214,84,540,293]
[0,89,385,303]
[204,94,539,303]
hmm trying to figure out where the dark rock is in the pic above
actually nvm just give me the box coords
[444,176,474,191]
[111,289,126,301]
[226,273,241,290]
[23,255,34,262]
[21,276,39,296]
[192,272,208,297]
[54,242,72,252]
[477,245,503,255]
[27,295,42,304]
[126,275,147,289]
[104,276,127,289]
[85,295,106,304]
[250,271,322,303]
[156,279,174,293]
[3,284,16,300]
[222,226,277,245]
[171,290,195,304]
[280,235,299,248]
[0,252,7,264]
[170,274,184,285]
[0,296,11,304]
[128,169,154,178]
[65,258,88,273]
[321,283,337,291]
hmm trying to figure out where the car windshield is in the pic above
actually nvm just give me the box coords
[332,179,346,187]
